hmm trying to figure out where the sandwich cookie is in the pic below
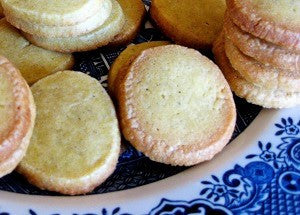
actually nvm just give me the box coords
[0,56,36,178]
[119,45,236,166]
[18,71,120,195]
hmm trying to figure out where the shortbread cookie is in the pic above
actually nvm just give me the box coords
[0,19,74,84]
[23,0,124,53]
[0,56,35,178]
[226,0,300,52]
[108,41,170,97]
[213,34,300,108]
[6,0,112,38]
[118,45,236,166]
[18,71,120,195]
[150,0,226,49]
[109,0,146,46]
[1,0,103,26]
[224,13,300,70]
[224,37,300,92]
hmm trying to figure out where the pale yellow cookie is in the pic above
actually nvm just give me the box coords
[18,71,121,195]
[224,13,300,70]
[23,0,124,53]
[108,41,170,98]
[1,0,103,26]
[119,45,236,166]
[224,37,300,92]
[213,34,300,108]
[0,19,74,84]
[0,56,36,178]
[226,0,300,52]
[150,0,226,49]
[5,0,112,38]
[108,0,146,46]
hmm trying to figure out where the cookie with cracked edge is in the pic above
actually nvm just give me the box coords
[118,45,236,166]
[224,12,300,70]
[18,71,121,195]
[224,37,300,92]
[108,0,146,47]
[226,0,300,52]
[150,0,226,49]
[0,56,36,178]
[213,33,300,108]
[23,0,124,53]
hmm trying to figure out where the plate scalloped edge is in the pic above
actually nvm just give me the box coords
[0,107,299,214]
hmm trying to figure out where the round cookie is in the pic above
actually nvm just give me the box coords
[226,0,300,52]
[5,0,112,38]
[1,0,103,26]
[108,41,170,98]
[23,0,125,53]
[0,56,36,178]
[213,34,300,108]
[118,45,236,166]
[224,37,300,92]
[150,0,226,49]
[224,13,300,70]
[0,19,74,84]
[18,71,121,195]
[108,0,146,46]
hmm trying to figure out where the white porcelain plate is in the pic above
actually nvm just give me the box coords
[1,1,299,214]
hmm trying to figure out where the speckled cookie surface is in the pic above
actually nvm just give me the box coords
[18,71,121,195]
[0,19,74,84]
[224,37,300,92]
[108,0,146,46]
[108,41,170,98]
[5,0,112,38]
[226,0,300,51]
[1,0,103,26]
[23,0,124,53]
[150,0,226,49]
[213,34,300,108]
[224,13,300,70]
[119,45,236,166]
[0,56,35,178]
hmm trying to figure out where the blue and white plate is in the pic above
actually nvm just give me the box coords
[0,1,299,214]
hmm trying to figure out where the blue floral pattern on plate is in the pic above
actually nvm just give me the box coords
[1,117,299,215]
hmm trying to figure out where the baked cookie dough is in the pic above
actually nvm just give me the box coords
[18,71,121,195]
[0,19,74,84]
[150,0,226,49]
[0,56,36,178]
[119,45,236,166]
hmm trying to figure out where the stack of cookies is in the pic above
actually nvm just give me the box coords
[214,0,300,108]
[0,0,145,53]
